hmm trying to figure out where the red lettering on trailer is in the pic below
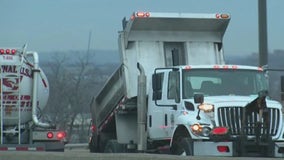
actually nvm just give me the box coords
[1,65,16,73]
[20,67,32,78]
[1,65,32,78]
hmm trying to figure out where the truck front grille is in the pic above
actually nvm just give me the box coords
[217,107,281,136]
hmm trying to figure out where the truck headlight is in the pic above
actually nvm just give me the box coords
[191,124,202,133]
[198,103,214,112]
[190,123,212,137]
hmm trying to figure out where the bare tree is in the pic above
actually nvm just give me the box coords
[44,54,71,129]
[67,55,91,142]
[41,50,117,143]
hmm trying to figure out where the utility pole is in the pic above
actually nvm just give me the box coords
[258,0,268,66]
[87,30,92,55]
[86,30,92,64]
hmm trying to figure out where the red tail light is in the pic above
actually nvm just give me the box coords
[5,49,10,54]
[91,125,96,133]
[47,132,54,139]
[0,49,5,54]
[47,131,66,140]
[56,132,66,140]
[217,146,230,152]
[11,49,16,54]
[0,48,17,55]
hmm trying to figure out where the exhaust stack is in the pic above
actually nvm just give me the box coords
[27,51,53,128]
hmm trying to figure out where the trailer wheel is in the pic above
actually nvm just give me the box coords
[104,140,122,153]
[171,137,193,156]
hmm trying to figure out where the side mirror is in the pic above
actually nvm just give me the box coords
[281,76,284,101]
[281,76,284,92]
[194,94,204,104]
[194,94,204,120]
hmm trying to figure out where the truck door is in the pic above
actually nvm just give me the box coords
[163,70,180,137]
[149,72,167,139]
[149,69,180,139]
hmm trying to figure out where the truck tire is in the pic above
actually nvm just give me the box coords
[89,144,96,153]
[171,137,193,156]
[89,136,97,153]
[104,140,123,153]
[180,137,193,155]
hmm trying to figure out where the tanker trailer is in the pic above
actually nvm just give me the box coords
[0,45,67,151]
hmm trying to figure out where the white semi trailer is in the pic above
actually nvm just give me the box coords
[89,12,284,157]
[0,45,67,151]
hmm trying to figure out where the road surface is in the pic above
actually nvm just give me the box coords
[0,149,280,160]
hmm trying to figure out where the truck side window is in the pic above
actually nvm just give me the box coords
[152,73,164,100]
[167,71,180,99]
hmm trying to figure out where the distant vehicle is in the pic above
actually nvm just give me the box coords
[0,45,67,151]
[88,11,284,157]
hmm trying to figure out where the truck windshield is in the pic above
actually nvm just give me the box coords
[182,69,268,98]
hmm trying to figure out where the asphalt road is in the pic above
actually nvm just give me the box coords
[0,149,280,160]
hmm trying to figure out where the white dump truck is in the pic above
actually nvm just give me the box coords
[89,12,284,157]
[0,45,67,151]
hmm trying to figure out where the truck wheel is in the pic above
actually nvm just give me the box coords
[89,145,96,153]
[180,137,193,155]
[89,137,97,153]
[171,137,193,156]
[104,140,122,153]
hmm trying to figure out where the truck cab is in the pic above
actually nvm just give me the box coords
[150,65,284,156]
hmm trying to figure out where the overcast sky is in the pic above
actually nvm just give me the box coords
[0,0,283,56]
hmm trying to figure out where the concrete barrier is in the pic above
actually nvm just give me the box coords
[64,143,88,150]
